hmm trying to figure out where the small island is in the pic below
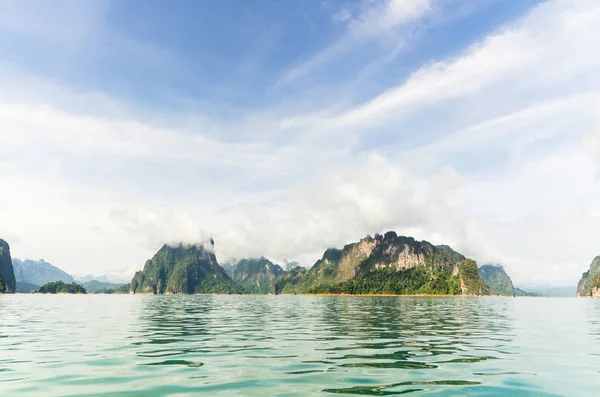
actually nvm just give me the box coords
[37,281,87,294]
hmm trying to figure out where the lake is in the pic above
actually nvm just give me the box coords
[0,295,599,396]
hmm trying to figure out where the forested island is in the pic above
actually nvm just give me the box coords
[125,232,525,297]
[37,281,87,294]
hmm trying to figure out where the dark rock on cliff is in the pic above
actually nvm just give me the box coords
[0,239,16,293]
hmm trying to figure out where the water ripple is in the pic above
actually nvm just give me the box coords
[0,295,599,396]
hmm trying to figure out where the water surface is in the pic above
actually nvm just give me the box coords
[1,295,599,396]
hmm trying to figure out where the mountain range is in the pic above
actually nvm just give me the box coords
[5,257,125,293]
[130,232,485,296]
[13,258,74,287]
[1,234,596,298]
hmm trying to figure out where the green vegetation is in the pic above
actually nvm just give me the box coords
[477,264,537,297]
[129,242,243,294]
[0,276,4,293]
[275,266,307,295]
[458,259,483,295]
[230,257,284,294]
[0,239,16,293]
[38,281,87,294]
[12,258,74,286]
[303,267,462,295]
[592,274,600,289]
[577,256,600,297]
[478,264,516,296]
[275,232,483,296]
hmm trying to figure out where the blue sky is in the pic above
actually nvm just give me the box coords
[0,0,599,285]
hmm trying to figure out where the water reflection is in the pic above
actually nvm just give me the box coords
[129,296,521,395]
[1,295,597,396]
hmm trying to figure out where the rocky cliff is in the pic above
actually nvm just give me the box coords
[229,257,284,294]
[129,241,242,294]
[0,239,16,293]
[577,256,600,297]
[478,264,517,296]
[277,232,483,295]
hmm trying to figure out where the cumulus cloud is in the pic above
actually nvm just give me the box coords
[1,0,599,286]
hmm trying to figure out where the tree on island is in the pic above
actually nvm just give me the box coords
[0,276,4,293]
[38,281,87,294]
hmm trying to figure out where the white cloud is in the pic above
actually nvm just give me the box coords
[1,0,599,286]
[329,0,600,132]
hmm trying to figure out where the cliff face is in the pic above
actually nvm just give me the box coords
[478,264,516,296]
[577,256,600,297]
[0,239,16,293]
[230,257,284,294]
[129,241,242,294]
[278,232,483,296]
[456,260,483,296]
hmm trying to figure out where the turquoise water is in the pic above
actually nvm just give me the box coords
[0,296,599,396]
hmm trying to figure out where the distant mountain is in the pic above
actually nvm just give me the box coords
[478,264,534,296]
[577,256,600,298]
[16,281,40,293]
[229,257,285,294]
[129,241,242,294]
[77,275,104,283]
[276,232,484,295]
[13,258,74,286]
[0,239,16,293]
[82,280,127,293]
[76,275,129,284]
[516,284,575,297]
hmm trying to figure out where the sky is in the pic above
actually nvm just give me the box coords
[0,0,599,285]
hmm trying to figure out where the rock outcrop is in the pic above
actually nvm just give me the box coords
[129,240,242,294]
[577,256,600,297]
[0,239,16,293]
[277,232,483,295]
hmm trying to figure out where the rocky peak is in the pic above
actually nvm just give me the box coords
[577,256,600,297]
[130,240,239,294]
[0,239,16,294]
